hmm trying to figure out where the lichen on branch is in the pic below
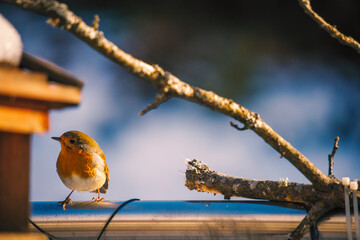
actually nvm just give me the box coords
[186,159,318,205]
[185,159,345,240]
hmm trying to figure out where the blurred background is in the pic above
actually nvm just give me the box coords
[0,0,359,201]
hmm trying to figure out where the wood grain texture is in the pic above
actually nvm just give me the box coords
[0,132,30,232]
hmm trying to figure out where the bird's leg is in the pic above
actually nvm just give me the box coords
[92,188,105,202]
[58,190,74,210]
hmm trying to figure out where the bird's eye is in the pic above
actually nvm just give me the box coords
[69,139,75,144]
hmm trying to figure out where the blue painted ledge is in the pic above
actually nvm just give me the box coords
[29,200,346,239]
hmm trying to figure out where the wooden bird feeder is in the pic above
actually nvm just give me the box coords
[0,53,83,235]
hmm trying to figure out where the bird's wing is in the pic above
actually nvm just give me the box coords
[91,150,109,194]
[99,162,109,194]
[99,149,109,194]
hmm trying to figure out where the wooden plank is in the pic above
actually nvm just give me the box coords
[0,67,81,106]
[0,132,30,232]
[0,95,77,110]
[0,233,47,240]
[0,106,49,134]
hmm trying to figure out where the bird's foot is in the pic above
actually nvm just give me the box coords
[58,197,72,211]
[92,197,105,202]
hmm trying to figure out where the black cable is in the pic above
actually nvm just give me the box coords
[310,222,319,240]
[29,218,60,240]
[30,198,140,240]
[97,198,140,240]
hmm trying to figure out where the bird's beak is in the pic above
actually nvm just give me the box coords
[51,136,61,142]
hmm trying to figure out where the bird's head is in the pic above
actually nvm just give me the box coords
[52,130,101,153]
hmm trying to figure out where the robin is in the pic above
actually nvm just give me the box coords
[52,130,109,210]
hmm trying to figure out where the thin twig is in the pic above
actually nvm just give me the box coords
[2,0,333,191]
[328,136,339,177]
[92,14,100,31]
[298,0,360,53]
[139,93,171,116]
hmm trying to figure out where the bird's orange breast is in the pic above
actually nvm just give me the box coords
[56,147,97,180]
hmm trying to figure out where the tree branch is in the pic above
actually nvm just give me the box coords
[2,0,334,191]
[186,159,345,239]
[185,159,318,206]
[328,136,339,177]
[139,93,171,116]
[298,0,360,53]
[288,200,333,240]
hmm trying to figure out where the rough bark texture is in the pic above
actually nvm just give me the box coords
[327,136,339,177]
[186,159,343,205]
[186,159,318,206]
[185,159,346,240]
[289,200,334,240]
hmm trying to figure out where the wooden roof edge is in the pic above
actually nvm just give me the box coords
[0,67,82,108]
[19,52,84,89]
